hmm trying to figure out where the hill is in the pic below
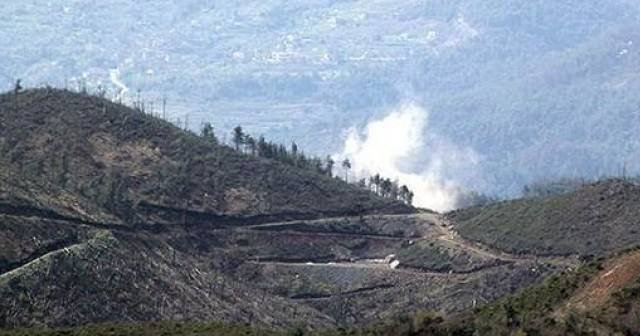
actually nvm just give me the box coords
[0,88,410,228]
[3,90,640,334]
[448,179,640,257]
[0,208,558,329]
[437,247,640,335]
[0,88,406,328]
[0,89,559,330]
[5,248,640,335]
[0,228,335,329]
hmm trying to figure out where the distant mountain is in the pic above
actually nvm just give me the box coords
[2,1,640,197]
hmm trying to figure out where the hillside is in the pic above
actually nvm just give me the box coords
[448,179,640,257]
[440,247,640,335]
[0,208,560,329]
[0,228,335,329]
[5,248,640,335]
[3,90,640,334]
[0,88,410,228]
[0,89,567,330]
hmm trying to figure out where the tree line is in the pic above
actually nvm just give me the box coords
[361,174,414,206]
[199,123,414,205]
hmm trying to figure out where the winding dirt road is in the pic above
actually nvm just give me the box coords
[246,213,580,276]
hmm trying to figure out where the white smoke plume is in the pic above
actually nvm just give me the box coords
[338,103,481,212]
[109,68,129,101]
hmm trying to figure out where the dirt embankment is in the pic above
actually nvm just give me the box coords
[559,250,640,315]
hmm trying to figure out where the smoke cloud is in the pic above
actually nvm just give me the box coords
[109,68,129,100]
[338,103,481,212]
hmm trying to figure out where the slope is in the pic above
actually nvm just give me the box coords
[0,227,334,329]
[453,248,640,335]
[0,88,414,329]
[559,249,640,315]
[0,208,561,329]
[0,88,411,228]
[449,179,640,256]
[7,89,640,333]
[6,248,640,335]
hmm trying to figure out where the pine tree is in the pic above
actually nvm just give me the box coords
[342,159,352,182]
[200,122,217,144]
[311,157,324,174]
[381,178,392,198]
[358,178,367,188]
[325,156,335,177]
[400,185,411,204]
[297,153,308,168]
[278,144,287,162]
[257,136,268,157]
[246,136,257,155]
[390,180,399,200]
[233,126,245,151]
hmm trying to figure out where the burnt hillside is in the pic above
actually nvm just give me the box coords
[0,88,593,333]
[0,88,411,227]
[0,88,415,329]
